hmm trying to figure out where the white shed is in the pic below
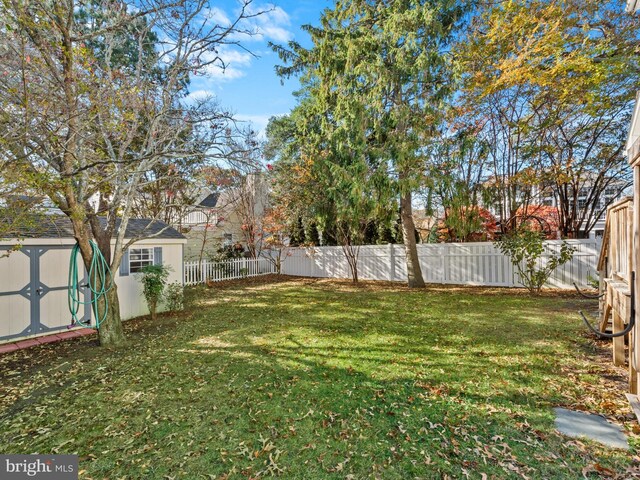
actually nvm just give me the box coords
[0,216,186,344]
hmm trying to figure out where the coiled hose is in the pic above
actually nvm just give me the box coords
[68,240,113,329]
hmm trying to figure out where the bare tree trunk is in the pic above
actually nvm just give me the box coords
[351,263,359,283]
[341,244,360,283]
[275,249,286,274]
[400,191,425,288]
[196,209,216,265]
[150,299,158,321]
[97,279,126,347]
[198,227,209,265]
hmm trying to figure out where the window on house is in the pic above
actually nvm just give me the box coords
[578,199,587,210]
[223,233,233,247]
[129,248,154,273]
[542,198,553,207]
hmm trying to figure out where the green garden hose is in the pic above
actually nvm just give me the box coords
[68,240,113,329]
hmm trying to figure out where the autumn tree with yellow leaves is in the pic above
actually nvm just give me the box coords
[454,0,637,237]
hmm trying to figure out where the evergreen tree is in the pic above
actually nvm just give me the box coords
[273,0,467,287]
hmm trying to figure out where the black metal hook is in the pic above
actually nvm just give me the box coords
[573,282,604,299]
[579,272,635,339]
[579,310,634,339]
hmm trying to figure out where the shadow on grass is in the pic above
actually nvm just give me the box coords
[0,279,633,479]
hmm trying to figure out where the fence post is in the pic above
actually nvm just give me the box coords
[389,243,395,282]
[200,259,206,284]
[442,244,449,284]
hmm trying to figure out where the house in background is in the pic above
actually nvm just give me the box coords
[179,172,269,261]
[480,174,629,240]
[536,178,630,240]
[412,209,438,242]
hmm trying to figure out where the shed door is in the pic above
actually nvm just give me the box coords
[0,246,90,343]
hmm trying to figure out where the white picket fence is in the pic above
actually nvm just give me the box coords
[184,257,276,286]
[279,240,600,289]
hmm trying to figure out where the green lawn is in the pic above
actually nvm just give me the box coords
[0,277,637,479]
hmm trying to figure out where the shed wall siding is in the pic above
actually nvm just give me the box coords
[117,243,183,320]
[0,239,185,344]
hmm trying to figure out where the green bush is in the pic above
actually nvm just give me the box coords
[495,229,575,294]
[210,243,244,262]
[164,281,184,311]
[586,273,599,290]
[140,264,170,320]
[210,244,246,277]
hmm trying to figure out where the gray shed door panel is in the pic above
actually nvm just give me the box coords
[0,246,90,342]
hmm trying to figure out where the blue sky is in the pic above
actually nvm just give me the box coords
[187,0,331,135]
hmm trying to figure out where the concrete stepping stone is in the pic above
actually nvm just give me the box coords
[554,407,629,450]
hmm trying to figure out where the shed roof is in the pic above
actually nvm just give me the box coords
[13,215,185,240]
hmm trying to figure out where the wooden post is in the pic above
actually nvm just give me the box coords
[630,326,638,394]
[599,301,612,333]
[628,197,637,393]
[613,309,626,366]
[634,166,640,391]
[599,270,605,318]
[629,205,634,285]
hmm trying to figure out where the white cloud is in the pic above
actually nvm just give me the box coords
[190,4,292,83]
[154,3,291,86]
[200,3,292,44]
[256,25,292,43]
[235,113,283,138]
[185,89,215,102]
[245,5,293,43]
[203,6,231,25]
[200,46,253,81]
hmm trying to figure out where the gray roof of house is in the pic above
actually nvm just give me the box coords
[198,193,220,208]
[14,215,185,240]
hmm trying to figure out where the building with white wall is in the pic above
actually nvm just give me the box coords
[481,176,628,240]
[0,216,186,344]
